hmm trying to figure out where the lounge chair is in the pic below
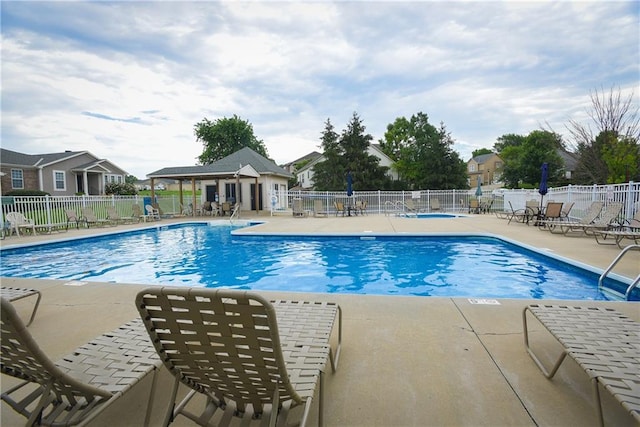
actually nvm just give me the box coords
[5,212,37,236]
[535,201,563,229]
[593,210,640,247]
[293,198,307,217]
[507,201,535,224]
[550,201,603,234]
[355,199,367,215]
[0,297,161,426]
[0,286,42,326]
[106,206,133,224]
[468,199,480,214]
[430,198,441,212]
[135,287,342,427]
[334,200,346,216]
[560,202,622,236]
[65,209,85,229]
[82,207,112,227]
[480,198,493,214]
[132,204,148,222]
[405,199,420,212]
[314,199,329,217]
[221,201,232,216]
[144,204,161,221]
[523,304,640,426]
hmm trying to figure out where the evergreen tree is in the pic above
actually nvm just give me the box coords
[313,113,390,191]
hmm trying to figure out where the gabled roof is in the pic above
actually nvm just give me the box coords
[469,153,499,164]
[147,147,292,179]
[282,151,322,168]
[0,148,115,171]
[71,159,112,173]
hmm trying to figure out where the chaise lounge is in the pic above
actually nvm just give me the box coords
[135,287,342,427]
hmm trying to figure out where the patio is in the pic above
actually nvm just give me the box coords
[1,213,638,426]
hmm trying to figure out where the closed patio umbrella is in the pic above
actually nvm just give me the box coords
[539,163,548,212]
[475,178,482,197]
[346,171,353,197]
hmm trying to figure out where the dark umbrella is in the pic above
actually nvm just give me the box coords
[475,178,482,197]
[539,162,549,212]
[346,171,353,197]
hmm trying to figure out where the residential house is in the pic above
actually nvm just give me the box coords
[147,147,293,212]
[295,144,398,189]
[280,151,322,175]
[0,148,128,196]
[467,153,503,188]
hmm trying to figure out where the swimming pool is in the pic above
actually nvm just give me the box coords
[398,213,466,218]
[0,222,634,300]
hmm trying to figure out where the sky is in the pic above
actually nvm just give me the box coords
[1,1,639,180]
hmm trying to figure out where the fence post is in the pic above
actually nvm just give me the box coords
[45,195,52,226]
[624,181,634,220]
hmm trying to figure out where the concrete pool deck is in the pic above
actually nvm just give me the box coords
[1,213,638,426]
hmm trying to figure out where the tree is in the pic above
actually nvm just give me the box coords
[313,114,391,191]
[195,115,269,164]
[380,112,467,190]
[497,130,564,188]
[125,175,137,184]
[567,87,640,184]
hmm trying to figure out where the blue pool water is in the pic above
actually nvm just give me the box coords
[0,223,632,300]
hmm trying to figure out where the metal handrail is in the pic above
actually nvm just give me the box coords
[598,244,640,301]
[228,203,241,224]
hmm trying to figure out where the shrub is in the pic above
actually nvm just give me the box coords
[105,182,138,195]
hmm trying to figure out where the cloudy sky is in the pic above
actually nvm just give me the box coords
[2,1,638,179]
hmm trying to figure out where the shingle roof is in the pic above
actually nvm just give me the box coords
[0,148,87,167]
[471,153,497,164]
[147,147,292,179]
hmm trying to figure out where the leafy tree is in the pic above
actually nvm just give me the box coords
[380,112,467,189]
[313,114,391,191]
[567,87,640,184]
[497,130,564,188]
[195,115,269,164]
[125,175,137,184]
[105,182,137,195]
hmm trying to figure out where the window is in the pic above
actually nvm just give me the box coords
[469,164,477,172]
[104,174,123,184]
[53,171,66,191]
[11,169,24,189]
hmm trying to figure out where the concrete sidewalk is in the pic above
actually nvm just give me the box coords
[1,213,638,426]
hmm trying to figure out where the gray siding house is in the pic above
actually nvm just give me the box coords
[0,148,128,196]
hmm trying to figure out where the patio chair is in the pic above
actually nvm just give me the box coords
[355,199,367,215]
[5,212,37,236]
[144,204,161,221]
[0,286,42,326]
[550,201,603,234]
[81,207,112,227]
[334,200,346,216]
[0,297,161,426]
[106,206,133,224]
[593,209,640,247]
[560,202,622,236]
[221,202,232,216]
[293,198,307,217]
[202,201,213,216]
[65,209,85,229]
[405,199,420,212]
[430,198,441,212]
[314,199,329,217]
[132,204,148,222]
[468,199,480,214]
[535,201,563,229]
[135,287,342,427]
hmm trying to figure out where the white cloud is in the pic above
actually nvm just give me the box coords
[1,1,638,178]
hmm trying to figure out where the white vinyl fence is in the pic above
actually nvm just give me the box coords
[2,182,639,231]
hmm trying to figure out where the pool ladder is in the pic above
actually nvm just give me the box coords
[598,244,640,300]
